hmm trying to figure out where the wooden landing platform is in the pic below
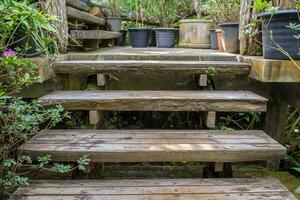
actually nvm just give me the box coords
[19,130,286,162]
[11,178,297,200]
[38,90,268,112]
[60,47,238,61]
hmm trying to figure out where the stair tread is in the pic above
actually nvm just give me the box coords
[54,60,250,74]
[62,47,239,61]
[12,178,296,200]
[70,30,121,40]
[20,130,286,162]
[39,90,268,112]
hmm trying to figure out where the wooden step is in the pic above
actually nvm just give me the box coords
[11,178,296,200]
[38,91,268,112]
[61,47,239,61]
[19,130,285,162]
[53,60,250,74]
[70,30,121,40]
[67,6,105,25]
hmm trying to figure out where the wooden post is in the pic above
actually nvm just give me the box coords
[41,0,68,53]
[97,74,107,87]
[264,85,288,170]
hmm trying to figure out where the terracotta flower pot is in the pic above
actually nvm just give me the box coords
[216,28,224,52]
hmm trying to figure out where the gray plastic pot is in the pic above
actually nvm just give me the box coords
[210,29,218,50]
[258,10,300,60]
[128,28,150,48]
[219,22,240,53]
[154,28,178,48]
[106,17,122,32]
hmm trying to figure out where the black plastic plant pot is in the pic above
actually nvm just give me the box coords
[115,30,127,46]
[258,10,300,60]
[128,28,150,48]
[148,29,156,47]
[154,28,178,48]
[210,29,218,50]
[219,22,240,53]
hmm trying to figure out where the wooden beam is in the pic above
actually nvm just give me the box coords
[67,6,105,25]
[203,111,216,129]
[89,111,104,125]
[214,162,224,172]
[71,30,121,40]
[96,74,106,87]
[199,74,208,87]
[66,0,91,11]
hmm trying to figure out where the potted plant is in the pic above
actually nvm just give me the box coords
[128,27,151,48]
[204,0,240,53]
[178,0,212,48]
[258,9,300,60]
[105,0,123,32]
[219,22,240,53]
[154,28,178,48]
[210,29,218,50]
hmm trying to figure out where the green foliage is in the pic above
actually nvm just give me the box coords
[202,0,240,25]
[284,107,300,173]
[98,0,194,27]
[0,54,40,96]
[0,0,59,56]
[217,112,262,130]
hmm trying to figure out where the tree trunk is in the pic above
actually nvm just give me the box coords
[193,0,201,19]
[40,0,68,53]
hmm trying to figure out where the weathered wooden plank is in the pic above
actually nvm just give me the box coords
[239,55,300,82]
[66,6,105,25]
[53,60,251,74]
[66,0,91,11]
[38,90,268,112]
[20,129,286,162]
[71,30,121,40]
[11,178,297,200]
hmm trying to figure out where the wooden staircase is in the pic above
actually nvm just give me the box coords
[13,48,296,200]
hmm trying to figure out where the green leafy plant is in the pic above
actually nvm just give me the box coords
[0,0,59,57]
[202,0,240,25]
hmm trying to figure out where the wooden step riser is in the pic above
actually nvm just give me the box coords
[41,100,267,112]
[53,61,250,75]
[12,179,297,200]
[22,149,286,163]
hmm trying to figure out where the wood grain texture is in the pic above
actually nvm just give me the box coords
[66,6,105,25]
[66,0,91,11]
[239,55,300,82]
[54,60,250,74]
[41,0,68,53]
[11,178,297,200]
[38,90,268,112]
[19,129,286,162]
[70,30,121,40]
